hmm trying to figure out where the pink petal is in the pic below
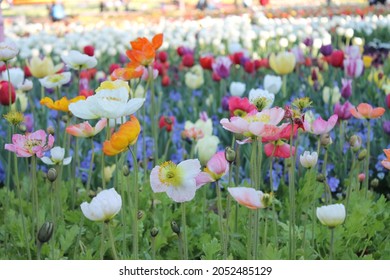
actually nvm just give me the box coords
[206,151,228,176]
[195,172,214,188]
[228,187,264,209]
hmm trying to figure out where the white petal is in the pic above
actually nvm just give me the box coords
[41,157,54,165]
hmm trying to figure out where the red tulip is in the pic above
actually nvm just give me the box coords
[83,45,95,57]
[329,50,344,68]
[0,81,16,106]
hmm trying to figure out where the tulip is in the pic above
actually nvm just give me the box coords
[195,135,220,166]
[300,151,318,169]
[0,80,16,105]
[316,204,346,228]
[329,50,344,68]
[341,78,352,99]
[81,188,122,222]
[333,101,353,120]
[322,86,341,105]
[0,40,19,61]
[263,74,282,94]
[229,81,246,97]
[269,51,296,75]
[344,58,364,78]
[26,56,63,79]
[212,56,232,79]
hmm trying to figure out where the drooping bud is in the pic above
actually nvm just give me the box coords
[358,149,367,161]
[37,221,54,244]
[122,165,130,177]
[370,178,379,188]
[171,221,180,235]
[261,193,273,208]
[349,135,362,152]
[320,133,333,147]
[47,168,58,182]
[150,227,159,238]
[316,174,326,183]
[224,146,236,163]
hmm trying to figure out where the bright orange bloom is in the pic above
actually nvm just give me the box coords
[40,96,86,112]
[126,33,163,66]
[103,115,141,156]
[381,149,390,170]
[350,103,385,119]
[111,62,144,81]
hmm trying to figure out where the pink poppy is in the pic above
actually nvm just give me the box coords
[66,118,107,138]
[5,129,55,158]
[228,187,265,210]
[304,114,338,135]
[228,96,257,117]
[264,140,295,158]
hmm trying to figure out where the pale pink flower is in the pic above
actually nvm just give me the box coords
[5,129,54,158]
[66,118,107,138]
[150,159,204,203]
[304,114,338,135]
[228,187,265,210]
[220,107,285,141]
[344,58,364,78]
[204,151,229,181]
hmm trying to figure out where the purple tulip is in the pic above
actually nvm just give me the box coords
[320,44,333,56]
[303,37,313,47]
[341,78,352,99]
[344,58,364,78]
[222,95,230,111]
[212,56,232,79]
[334,101,353,120]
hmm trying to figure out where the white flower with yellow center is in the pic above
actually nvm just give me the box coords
[69,81,145,120]
[39,72,71,89]
[61,50,97,70]
[150,159,202,203]
[249,88,274,110]
[41,146,72,165]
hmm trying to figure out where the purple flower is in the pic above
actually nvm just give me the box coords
[24,113,34,132]
[221,95,230,111]
[341,78,352,99]
[334,101,353,120]
[320,44,333,56]
[303,37,313,47]
[291,46,305,64]
[344,58,364,78]
[212,56,232,79]
[383,121,390,135]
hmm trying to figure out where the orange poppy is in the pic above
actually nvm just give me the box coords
[350,103,385,119]
[40,96,86,112]
[126,33,163,66]
[111,62,144,81]
[103,115,141,156]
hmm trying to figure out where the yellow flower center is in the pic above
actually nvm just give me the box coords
[158,161,182,187]
[24,139,42,152]
[47,74,64,83]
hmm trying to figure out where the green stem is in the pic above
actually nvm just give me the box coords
[364,121,371,197]
[130,148,139,259]
[263,209,269,258]
[86,138,95,193]
[149,66,159,162]
[100,222,105,260]
[101,150,106,189]
[31,156,39,236]
[282,75,287,99]
[329,227,335,260]
[14,153,32,260]
[181,202,188,259]
[288,121,296,260]
[215,181,227,259]
[107,222,118,260]
[71,137,79,209]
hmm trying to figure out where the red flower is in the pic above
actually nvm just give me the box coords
[231,52,245,65]
[264,141,295,158]
[254,58,269,69]
[329,50,344,68]
[199,55,214,70]
[24,65,32,77]
[83,45,95,57]
[161,75,170,87]
[0,81,16,106]
[212,71,221,82]
[79,89,94,98]
[182,54,194,67]
[158,51,168,63]
[159,116,175,132]
[244,60,255,74]
[386,95,390,109]
[228,96,257,117]
[109,63,121,75]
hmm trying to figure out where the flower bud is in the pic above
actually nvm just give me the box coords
[47,126,55,135]
[358,149,367,161]
[300,151,318,169]
[47,168,58,182]
[316,174,326,183]
[137,210,144,220]
[358,173,365,182]
[349,135,362,152]
[61,115,69,123]
[122,165,130,177]
[224,146,236,163]
[150,227,159,238]
[370,178,379,188]
[316,204,346,228]
[37,221,54,244]
[18,123,27,132]
[171,220,180,234]
[320,133,332,147]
